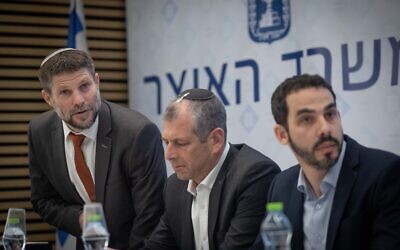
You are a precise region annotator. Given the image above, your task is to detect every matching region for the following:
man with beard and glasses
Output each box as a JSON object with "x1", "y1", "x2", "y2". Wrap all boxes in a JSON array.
[
  {"x1": 252, "y1": 74, "x2": 400, "y2": 250},
  {"x1": 28, "y1": 48, "x2": 166, "y2": 250}
]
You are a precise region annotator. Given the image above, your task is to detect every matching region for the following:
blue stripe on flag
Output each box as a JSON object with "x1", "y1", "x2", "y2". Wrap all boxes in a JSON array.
[
  {"x1": 57, "y1": 229, "x2": 69, "y2": 246},
  {"x1": 67, "y1": 0, "x2": 84, "y2": 48}
]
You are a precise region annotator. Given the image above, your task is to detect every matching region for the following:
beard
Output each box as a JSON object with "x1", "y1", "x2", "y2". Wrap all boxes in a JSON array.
[
  {"x1": 56, "y1": 89, "x2": 102, "y2": 131},
  {"x1": 289, "y1": 134, "x2": 342, "y2": 171}
]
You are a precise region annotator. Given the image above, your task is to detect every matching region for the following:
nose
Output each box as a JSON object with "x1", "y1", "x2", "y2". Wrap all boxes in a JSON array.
[
  {"x1": 318, "y1": 116, "x2": 332, "y2": 137},
  {"x1": 165, "y1": 144, "x2": 176, "y2": 162},
  {"x1": 72, "y1": 91, "x2": 85, "y2": 106}
]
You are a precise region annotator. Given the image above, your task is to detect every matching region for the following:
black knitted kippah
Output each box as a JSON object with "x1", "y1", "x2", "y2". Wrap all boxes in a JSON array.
[{"x1": 176, "y1": 88, "x2": 214, "y2": 102}]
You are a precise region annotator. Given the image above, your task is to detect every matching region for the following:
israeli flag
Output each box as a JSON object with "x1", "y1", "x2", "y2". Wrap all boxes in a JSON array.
[{"x1": 67, "y1": 0, "x2": 88, "y2": 51}]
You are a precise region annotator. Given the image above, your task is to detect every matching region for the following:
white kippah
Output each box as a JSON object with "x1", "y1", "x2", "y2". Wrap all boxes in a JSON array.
[{"x1": 40, "y1": 48, "x2": 77, "y2": 67}]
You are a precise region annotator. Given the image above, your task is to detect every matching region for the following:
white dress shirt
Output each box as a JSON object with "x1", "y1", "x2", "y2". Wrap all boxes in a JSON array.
[
  {"x1": 62, "y1": 116, "x2": 98, "y2": 203},
  {"x1": 187, "y1": 143, "x2": 230, "y2": 250}
]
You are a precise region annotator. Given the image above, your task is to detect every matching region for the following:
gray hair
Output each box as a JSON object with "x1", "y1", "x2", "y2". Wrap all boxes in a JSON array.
[{"x1": 164, "y1": 92, "x2": 227, "y2": 143}]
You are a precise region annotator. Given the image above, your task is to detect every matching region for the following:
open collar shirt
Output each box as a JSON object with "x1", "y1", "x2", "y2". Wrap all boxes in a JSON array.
[
  {"x1": 297, "y1": 141, "x2": 346, "y2": 250},
  {"x1": 187, "y1": 143, "x2": 230, "y2": 250}
]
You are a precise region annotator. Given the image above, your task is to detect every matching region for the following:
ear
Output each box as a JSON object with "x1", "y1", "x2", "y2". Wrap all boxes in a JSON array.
[
  {"x1": 273, "y1": 124, "x2": 289, "y2": 145},
  {"x1": 209, "y1": 128, "x2": 225, "y2": 152},
  {"x1": 41, "y1": 89, "x2": 53, "y2": 107},
  {"x1": 94, "y1": 73, "x2": 100, "y2": 88}
]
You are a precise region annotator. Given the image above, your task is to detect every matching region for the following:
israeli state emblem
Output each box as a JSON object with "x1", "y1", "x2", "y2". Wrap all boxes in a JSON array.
[{"x1": 248, "y1": 0, "x2": 290, "y2": 44}]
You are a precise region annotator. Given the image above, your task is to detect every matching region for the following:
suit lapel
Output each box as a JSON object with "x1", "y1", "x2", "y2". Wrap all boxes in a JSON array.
[
  {"x1": 208, "y1": 146, "x2": 236, "y2": 250},
  {"x1": 326, "y1": 137, "x2": 358, "y2": 250},
  {"x1": 286, "y1": 168, "x2": 304, "y2": 250},
  {"x1": 51, "y1": 117, "x2": 83, "y2": 202},
  {"x1": 94, "y1": 101, "x2": 112, "y2": 204},
  {"x1": 290, "y1": 194, "x2": 304, "y2": 250},
  {"x1": 182, "y1": 189, "x2": 196, "y2": 249}
]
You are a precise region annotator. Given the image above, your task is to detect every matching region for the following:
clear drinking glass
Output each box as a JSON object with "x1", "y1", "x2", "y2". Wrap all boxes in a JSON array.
[
  {"x1": 81, "y1": 203, "x2": 109, "y2": 250},
  {"x1": 2, "y1": 208, "x2": 26, "y2": 250}
]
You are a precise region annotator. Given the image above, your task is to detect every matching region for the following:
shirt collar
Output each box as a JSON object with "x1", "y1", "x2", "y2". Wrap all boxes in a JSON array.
[
  {"x1": 187, "y1": 142, "x2": 230, "y2": 196},
  {"x1": 62, "y1": 115, "x2": 99, "y2": 141},
  {"x1": 297, "y1": 140, "x2": 347, "y2": 196}
]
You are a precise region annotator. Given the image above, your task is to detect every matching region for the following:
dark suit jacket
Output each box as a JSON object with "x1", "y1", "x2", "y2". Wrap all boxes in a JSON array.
[
  {"x1": 144, "y1": 143, "x2": 280, "y2": 250},
  {"x1": 28, "y1": 100, "x2": 167, "y2": 250},
  {"x1": 253, "y1": 135, "x2": 400, "y2": 250}
]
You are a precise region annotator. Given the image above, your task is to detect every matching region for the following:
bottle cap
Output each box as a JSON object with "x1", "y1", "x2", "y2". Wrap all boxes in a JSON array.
[{"x1": 266, "y1": 202, "x2": 283, "y2": 212}]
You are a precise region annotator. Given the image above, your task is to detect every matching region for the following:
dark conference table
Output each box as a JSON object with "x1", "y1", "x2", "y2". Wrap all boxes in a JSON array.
[{"x1": 0, "y1": 242, "x2": 51, "y2": 250}]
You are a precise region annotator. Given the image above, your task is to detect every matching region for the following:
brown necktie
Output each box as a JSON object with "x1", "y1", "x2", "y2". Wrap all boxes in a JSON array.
[{"x1": 69, "y1": 133, "x2": 95, "y2": 201}]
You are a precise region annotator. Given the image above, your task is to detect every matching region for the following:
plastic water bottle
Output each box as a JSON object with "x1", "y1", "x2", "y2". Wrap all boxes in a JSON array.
[
  {"x1": 81, "y1": 203, "x2": 109, "y2": 250},
  {"x1": 260, "y1": 202, "x2": 292, "y2": 250},
  {"x1": 82, "y1": 221, "x2": 109, "y2": 250},
  {"x1": 2, "y1": 227, "x2": 26, "y2": 250}
]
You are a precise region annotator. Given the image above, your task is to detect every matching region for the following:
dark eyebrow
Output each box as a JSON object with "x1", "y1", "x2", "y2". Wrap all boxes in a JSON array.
[
  {"x1": 296, "y1": 102, "x2": 337, "y2": 116},
  {"x1": 324, "y1": 102, "x2": 337, "y2": 111},
  {"x1": 296, "y1": 108, "x2": 314, "y2": 117}
]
